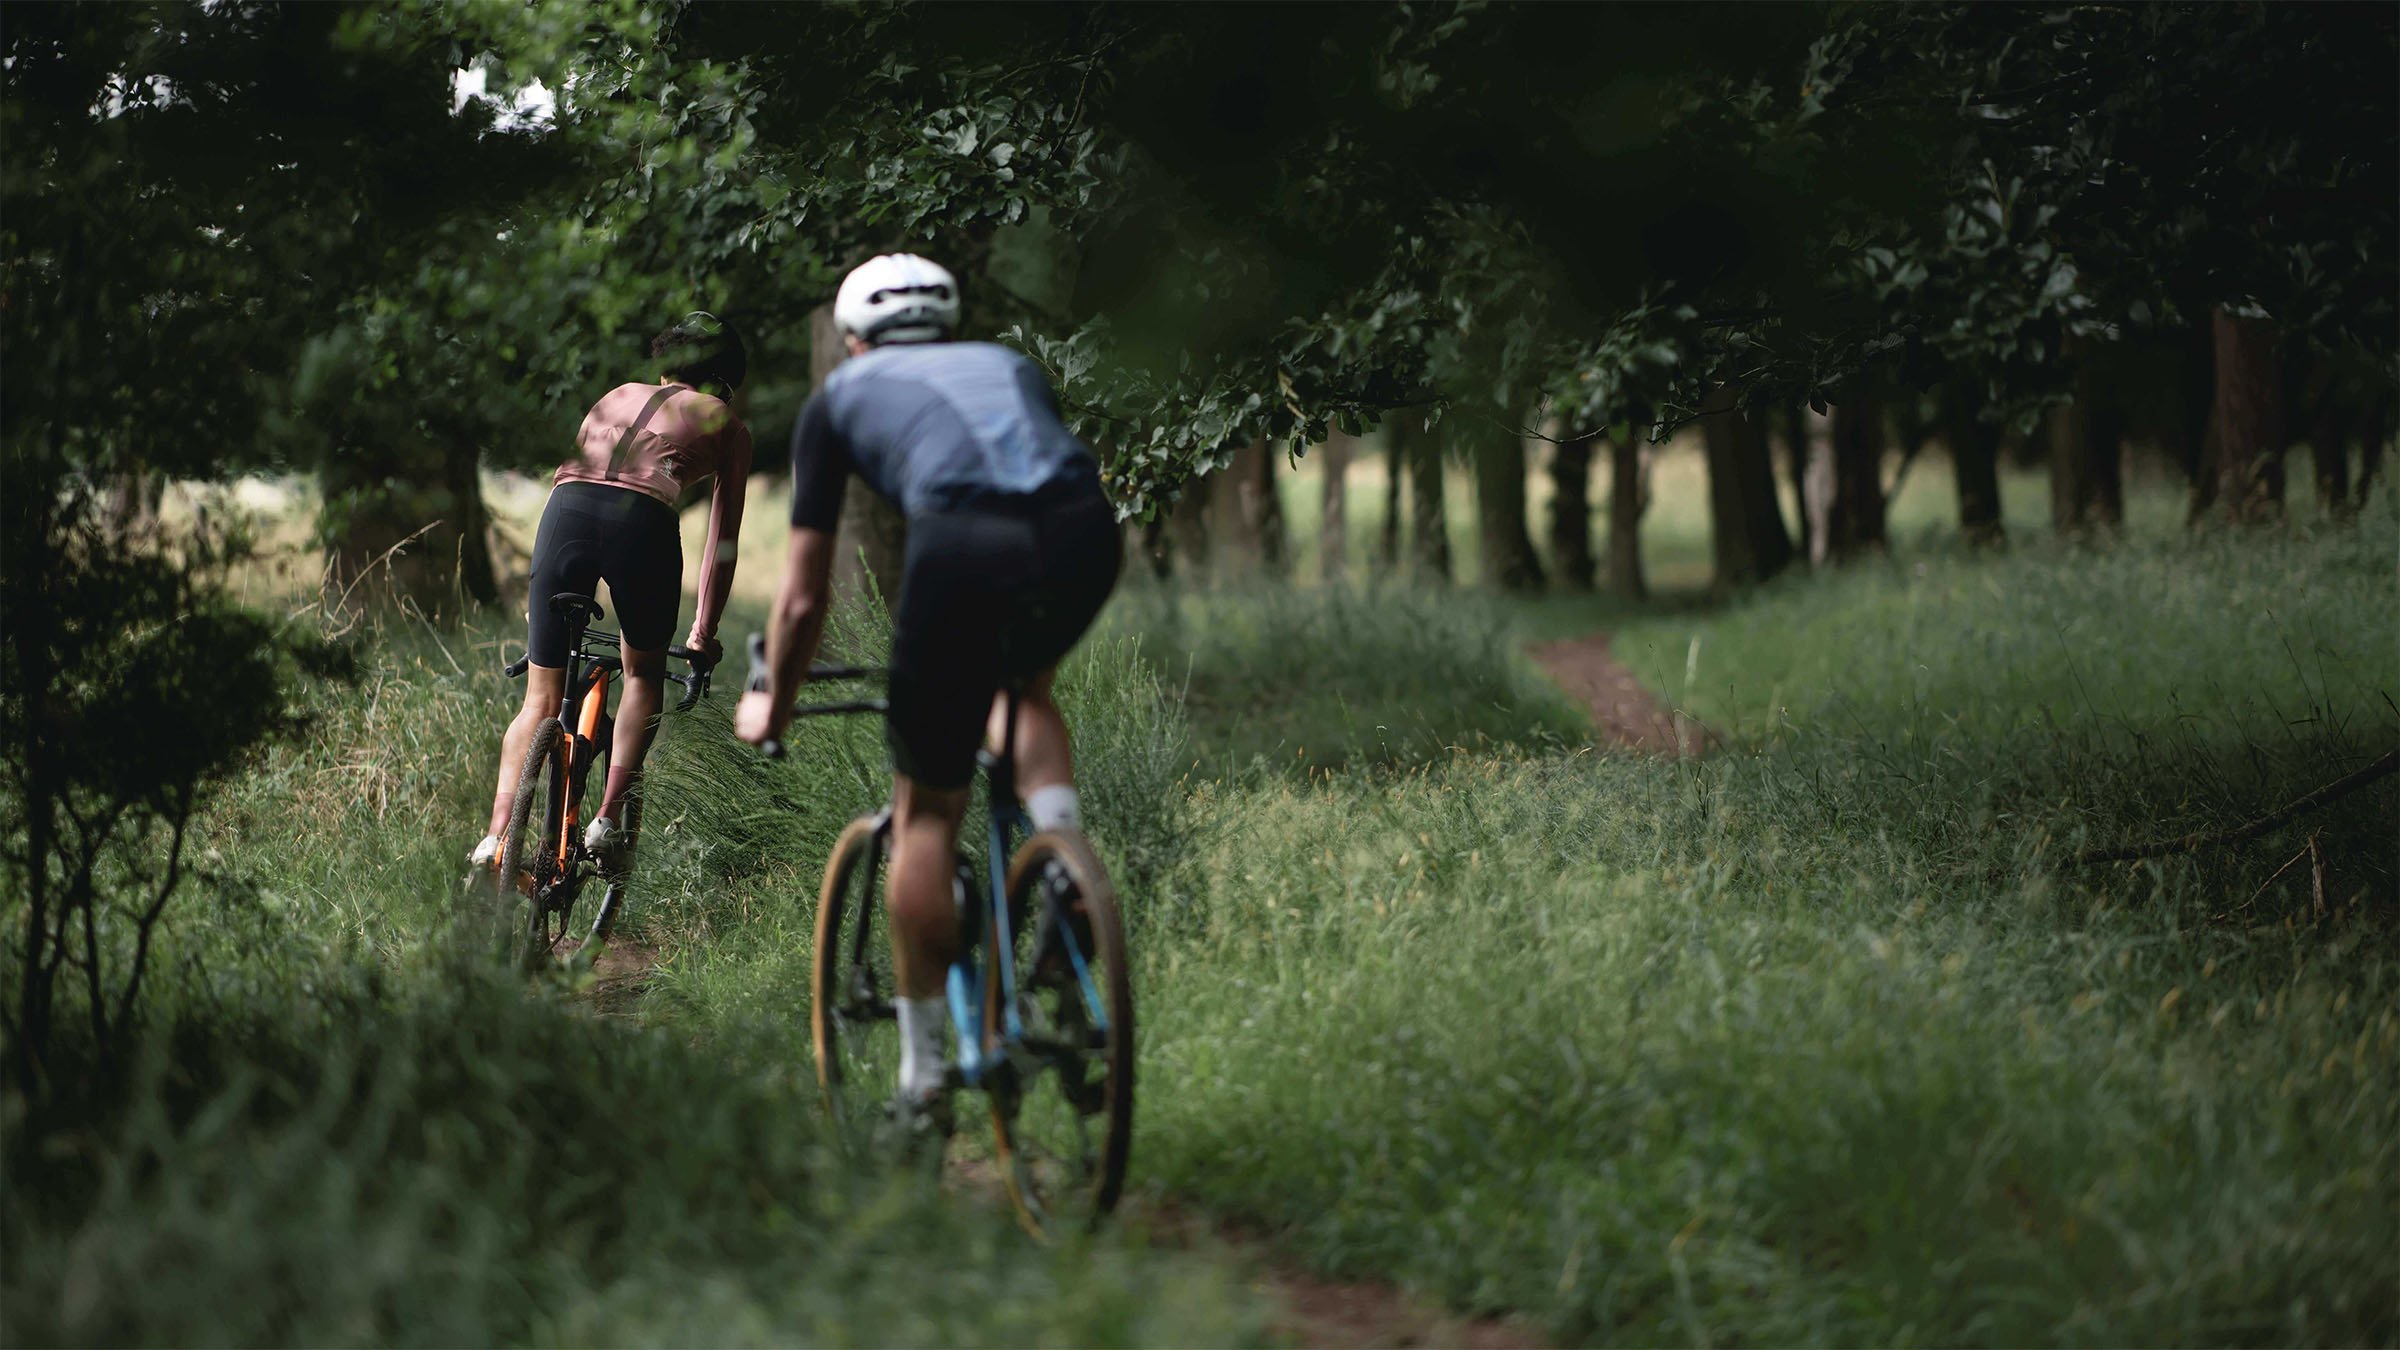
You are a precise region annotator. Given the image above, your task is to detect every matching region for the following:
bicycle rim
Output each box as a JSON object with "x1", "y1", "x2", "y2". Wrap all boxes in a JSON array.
[
  {"x1": 495, "y1": 720, "x2": 567, "y2": 972},
  {"x1": 985, "y1": 829, "x2": 1134, "y2": 1238},
  {"x1": 812, "y1": 814, "x2": 897, "y2": 1138}
]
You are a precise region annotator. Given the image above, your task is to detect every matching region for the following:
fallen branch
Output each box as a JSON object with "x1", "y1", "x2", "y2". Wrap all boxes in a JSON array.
[{"x1": 2072, "y1": 748, "x2": 2398, "y2": 865}]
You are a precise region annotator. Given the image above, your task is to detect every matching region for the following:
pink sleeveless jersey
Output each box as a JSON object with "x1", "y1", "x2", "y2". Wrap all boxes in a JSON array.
[
  {"x1": 556, "y1": 382, "x2": 752, "y2": 507},
  {"x1": 553, "y1": 382, "x2": 753, "y2": 642}
]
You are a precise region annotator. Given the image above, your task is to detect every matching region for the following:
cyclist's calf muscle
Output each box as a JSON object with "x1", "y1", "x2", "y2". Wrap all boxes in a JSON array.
[{"x1": 490, "y1": 663, "x2": 568, "y2": 839}]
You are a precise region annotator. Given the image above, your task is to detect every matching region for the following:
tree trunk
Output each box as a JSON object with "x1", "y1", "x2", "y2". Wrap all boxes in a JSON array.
[
  {"x1": 1380, "y1": 424, "x2": 1404, "y2": 573},
  {"x1": 1138, "y1": 514, "x2": 1172, "y2": 580},
  {"x1": 1251, "y1": 439, "x2": 1288, "y2": 574},
  {"x1": 1700, "y1": 386, "x2": 1795, "y2": 586},
  {"x1": 2357, "y1": 391, "x2": 2390, "y2": 509},
  {"x1": 100, "y1": 465, "x2": 162, "y2": 542},
  {"x1": 2303, "y1": 363, "x2": 2354, "y2": 520},
  {"x1": 1469, "y1": 418, "x2": 1545, "y2": 592},
  {"x1": 2169, "y1": 319, "x2": 2217, "y2": 521},
  {"x1": 1210, "y1": 438, "x2": 1279, "y2": 576},
  {"x1": 1780, "y1": 405, "x2": 1813, "y2": 563},
  {"x1": 1888, "y1": 391, "x2": 1931, "y2": 513},
  {"x1": 1549, "y1": 432, "x2": 1596, "y2": 593},
  {"x1": 1404, "y1": 417, "x2": 1451, "y2": 583},
  {"x1": 1320, "y1": 428, "x2": 1353, "y2": 583},
  {"x1": 1823, "y1": 398, "x2": 1888, "y2": 560},
  {"x1": 1168, "y1": 477, "x2": 1212, "y2": 578},
  {"x1": 2209, "y1": 306, "x2": 2285, "y2": 525},
  {"x1": 1606, "y1": 433, "x2": 1648, "y2": 600},
  {"x1": 2051, "y1": 356, "x2": 2126, "y2": 535},
  {"x1": 1800, "y1": 407, "x2": 1836, "y2": 565},
  {"x1": 815, "y1": 304, "x2": 906, "y2": 602},
  {"x1": 1950, "y1": 418, "x2": 2006, "y2": 547},
  {"x1": 320, "y1": 438, "x2": 498, "y2": 616},
  {"x1": 447, "y1": 436, "x2": 500, "y2": 605},
  {"x1": 2012, "y1": 409, "x2": 2051, "y2": 471}
]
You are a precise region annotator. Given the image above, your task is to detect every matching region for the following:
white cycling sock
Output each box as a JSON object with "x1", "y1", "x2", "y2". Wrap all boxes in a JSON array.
[
  {"x1": 895, "y1": 996, "x2": 948, "y2": 1100},
  {"x1": 1026, "y1": 784, "x2": 1082, "y2": 833}
]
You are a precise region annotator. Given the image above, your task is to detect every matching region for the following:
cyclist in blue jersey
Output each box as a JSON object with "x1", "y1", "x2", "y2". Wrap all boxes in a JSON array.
[{"x1": 734, "y1": 254, "x2": 1121, "y2": 1134}]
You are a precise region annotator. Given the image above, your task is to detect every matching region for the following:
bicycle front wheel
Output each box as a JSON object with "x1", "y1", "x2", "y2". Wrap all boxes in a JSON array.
[
  {"x1": 495, "y1": 718, "x2": 568, "y2": 972},
  {"x1": 985, "y1": 828, "x2": 1134, "y2": 1237},
  {"x1": 812, "y1": 813, "x2": 898, "y2": 1134}
]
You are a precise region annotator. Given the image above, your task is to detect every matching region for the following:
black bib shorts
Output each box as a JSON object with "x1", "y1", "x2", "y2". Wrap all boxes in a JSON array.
[
  {"x1": 886, "y1": 482, "x2": 1122, "y2": 789},
  {"x1": 525, "y1": 482, "x2": 682, "y2": 665}
]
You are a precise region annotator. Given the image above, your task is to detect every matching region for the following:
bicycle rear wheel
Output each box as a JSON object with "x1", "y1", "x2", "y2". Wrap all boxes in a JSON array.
[
  {"x1": 984, "y1": 828, "x2": 1134, "y2": 1237},
  {"x1": 495, "y1": 718, "x2": 568, "y2": 971},
  {"x1": 812, "y1": 813, "x2": 898, "y2": 1135}
]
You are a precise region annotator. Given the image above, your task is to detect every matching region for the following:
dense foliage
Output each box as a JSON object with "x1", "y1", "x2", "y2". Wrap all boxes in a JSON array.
[{"x1": 10, "y1": 3, "x2": 2388, "y2": 520}]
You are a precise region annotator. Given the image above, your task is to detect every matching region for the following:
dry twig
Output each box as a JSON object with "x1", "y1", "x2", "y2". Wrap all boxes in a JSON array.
[{"x1": 2072, "y1": 748, "x2": 2397, "y2": 865}]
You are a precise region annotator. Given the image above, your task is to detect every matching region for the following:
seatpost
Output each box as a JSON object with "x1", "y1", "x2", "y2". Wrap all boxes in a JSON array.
[{"x1": 991, "y1": 685, "x2": 1021, "y2": 807}]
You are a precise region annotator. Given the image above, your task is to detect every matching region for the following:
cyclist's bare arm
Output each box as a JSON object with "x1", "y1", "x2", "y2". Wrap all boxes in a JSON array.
[
  {"x1": 688, "y1": 422, "x2": 754, "y2": 659},
  {"x1": 733, "y1": 525, "x2": 833, "y2": 746}
]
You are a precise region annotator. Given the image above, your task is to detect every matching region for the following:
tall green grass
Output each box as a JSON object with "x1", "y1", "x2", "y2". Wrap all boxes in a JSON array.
[
  {"x1": 1128, "y1": 512, "x2": 2397, "y2": 1343},
  {"x1": 1106, "y1": 581, "x2": 1586, "y2": 776},
  {"x1": 10, "y1": 491, "x2": 2392, "y2": 1345},
  {"x1": 1, "y1": 598, "x2": 1254, "y2": 1346}
]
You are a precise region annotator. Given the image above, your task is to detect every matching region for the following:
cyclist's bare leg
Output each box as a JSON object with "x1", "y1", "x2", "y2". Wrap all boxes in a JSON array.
[
  {"x1": 989, "y1": 668, "x2": 1073, "y2": 796},
  {"x1": 886, "y1": 773, "x2": 967, "y2": 998},
  {"x1": 490, "y1": 664, "x2": 567, "y2": 837},
  {"x1": 990, "y1": 668, "x2": 1082, "y2": 831},
  {"x1": 596, "y1": 643, "x2": 666, "y2": 829}
]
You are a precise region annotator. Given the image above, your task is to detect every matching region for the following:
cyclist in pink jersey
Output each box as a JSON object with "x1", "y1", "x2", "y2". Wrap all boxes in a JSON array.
[{"x1": 471, "y1": 313, "x2": 754, "y2": 873}]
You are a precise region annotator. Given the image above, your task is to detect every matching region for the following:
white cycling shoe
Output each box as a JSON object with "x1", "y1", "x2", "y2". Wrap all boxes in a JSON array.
[
  {"x1": 584, "y1": 815, "x2": 629, "y2": 873},
  {"x1": 468, "y1": 834, "x2": 502, "y2": 868}
]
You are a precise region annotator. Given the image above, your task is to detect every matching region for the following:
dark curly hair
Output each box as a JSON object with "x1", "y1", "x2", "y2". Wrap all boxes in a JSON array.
[{"x1": 650, "y1": 311, "x2": 747, "y2": 398}]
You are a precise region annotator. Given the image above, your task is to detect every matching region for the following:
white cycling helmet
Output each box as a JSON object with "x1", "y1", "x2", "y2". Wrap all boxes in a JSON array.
[{"x1": 833, "y1": 253, "x2": 960, "y2": 345}]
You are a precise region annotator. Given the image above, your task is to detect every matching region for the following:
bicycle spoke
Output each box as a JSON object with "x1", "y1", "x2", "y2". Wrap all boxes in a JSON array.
[{"x1": 985, "y1": 831, "x2": 1133, "y2": 1237}]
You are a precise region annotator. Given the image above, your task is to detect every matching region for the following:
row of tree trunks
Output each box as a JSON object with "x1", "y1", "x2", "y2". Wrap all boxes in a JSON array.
[
  {"x1": 1700, "y1": 386, "x2": 1795, "y2": 586},
  {"x1": 2209, "y1": 307, "x2": 2288, "y2": 525},
  {"x1": 1607, "y1": 434, "x2": 1648, "y2": 600},
  {"x1": 1824, "y1": 398, "x2": 1888, "y2": 561},
  {"x1": 1319, "y1": 428, "x2": 1353, "y2": 583},
  {"x1": 1539, "y1": 428, "x2": 1647, "y2": 598},
  {"x1": 1467, "y1": 419, "x2": 1546, "y2": 592},
  {"x1": 320, "y1": 435, "x2": 501, "y2": 615},
  {"x1": 1779, "y1": 407, "x2": 1813, "y2": 562},
  {"x1": 1205, "y1": 437, "x2": 1288, "y2": 576},
  {"x1": 1548, "y1": 434, "x2": 1596, "y2": 592},
  {"x1": 2050, "y1": 351, "x2": 2126, "y2": 534},
  {"x1": 1401, "y1": 417, "x2": 1452, "y2": 582},
  {"x1": 1950, "y1": 416, "x2": 2006, "y2": 547}
]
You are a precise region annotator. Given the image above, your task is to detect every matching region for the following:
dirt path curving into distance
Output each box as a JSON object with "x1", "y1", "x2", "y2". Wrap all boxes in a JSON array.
[
  {"x1": 1528, "y1": 631, "x2": 1714, "y2": 756},
  {"x1": 1125, "y1": 1201, "x2": 1547, "y2": 1348}
]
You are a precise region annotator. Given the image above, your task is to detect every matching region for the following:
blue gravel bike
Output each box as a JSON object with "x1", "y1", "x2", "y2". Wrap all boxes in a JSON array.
[{"x1": 748, "y1": 635, "x2": 1134, "y2": 1237}]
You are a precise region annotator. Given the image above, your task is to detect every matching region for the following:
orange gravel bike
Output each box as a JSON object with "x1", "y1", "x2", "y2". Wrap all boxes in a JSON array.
[{"x1": 492, "y1": 592, "x2": 713, "y2": 970}]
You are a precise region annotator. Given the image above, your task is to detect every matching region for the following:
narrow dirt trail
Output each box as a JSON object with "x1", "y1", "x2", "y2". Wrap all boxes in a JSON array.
[
  {"x1": 1528, "y1": 631, "x2": 1713, "y2": 756},
  {"x1": 1126, "y1": 1202, "x2": 1547, "y2": 1348},
  {"x1": 575, "y1": 943, "x2": 1543, "y2": 1346}
]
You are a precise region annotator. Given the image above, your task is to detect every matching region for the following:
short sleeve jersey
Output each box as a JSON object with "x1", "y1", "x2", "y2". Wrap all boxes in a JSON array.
[{"x1": 788, "y1": 341, "x2": 1098, "y2": 530}]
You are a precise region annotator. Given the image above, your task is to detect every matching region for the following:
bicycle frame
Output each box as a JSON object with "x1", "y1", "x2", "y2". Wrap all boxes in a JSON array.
[
  {"x1": 781, "y1": 668, "x2": 1111, "y2": 1091},
  {"x1": 514, "y1": 631, "x2": 620, "y2": 894},
  {"x1": 504, "y1": 593, "x2": 709, "y2": 899}
]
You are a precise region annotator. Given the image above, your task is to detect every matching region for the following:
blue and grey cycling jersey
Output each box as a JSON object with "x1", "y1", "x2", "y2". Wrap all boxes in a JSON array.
[{"x1": 788, "y1": 341, "x2": 1099, "y2": 530}]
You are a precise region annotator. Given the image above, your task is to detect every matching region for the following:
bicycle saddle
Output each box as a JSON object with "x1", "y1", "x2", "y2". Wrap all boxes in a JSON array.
[{"x1": 547, "y1": 593, "x2": 605, "y2": 625}]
